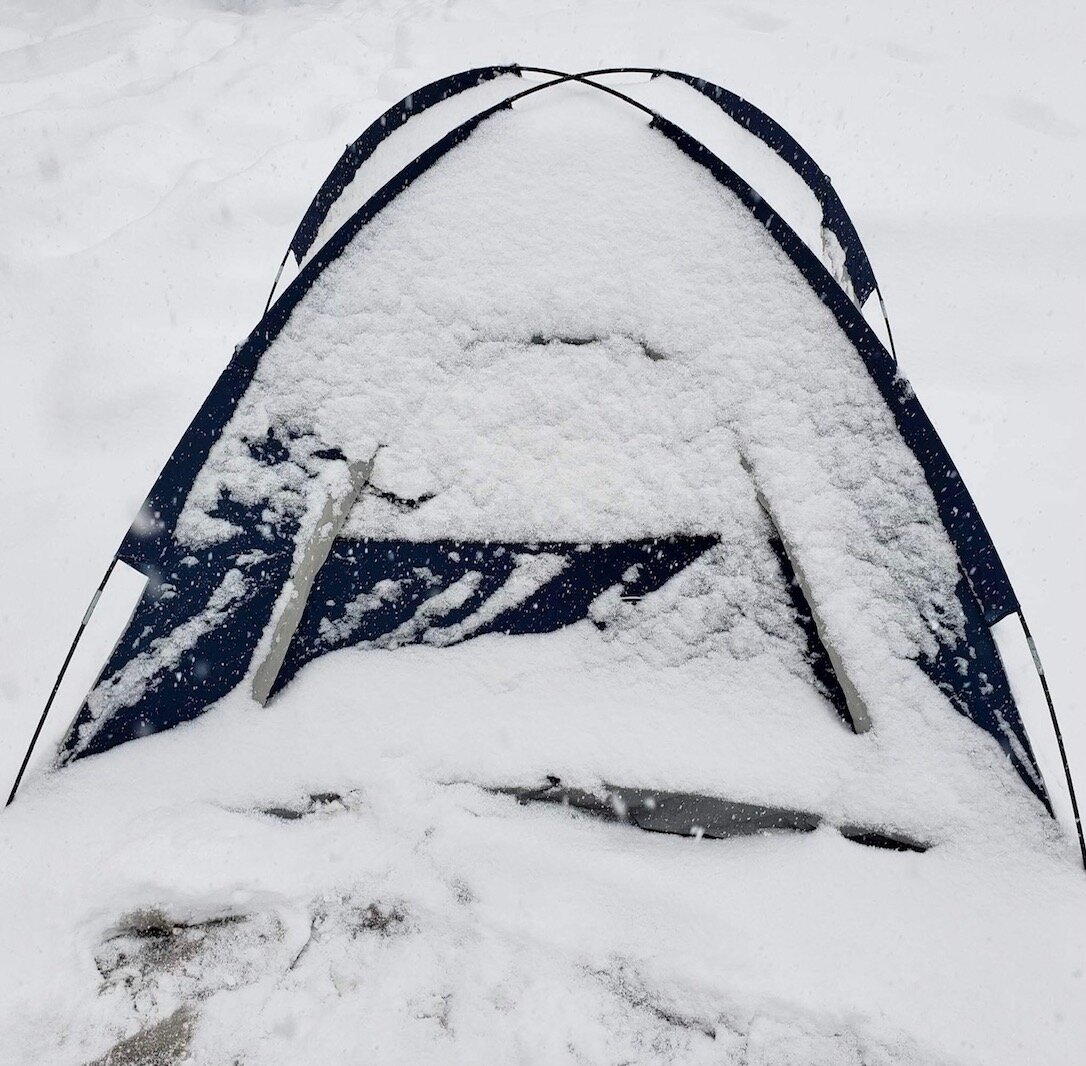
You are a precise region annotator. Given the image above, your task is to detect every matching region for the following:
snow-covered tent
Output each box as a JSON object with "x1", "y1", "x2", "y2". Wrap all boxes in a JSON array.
[{"x1": 45, "y1": 67, "x2": 1058, "y2": 841}]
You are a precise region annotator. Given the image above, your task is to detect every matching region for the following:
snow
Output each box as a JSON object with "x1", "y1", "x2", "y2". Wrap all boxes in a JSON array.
[
  {"x1": 293, "y1": 68, "x2": 851, "y2": 297},
  {"x1": 295, "y1": 69, "x2": 525, "y2": 272},
  {"x1": 0, "y1": 704, "x2": 1082, "y2": 1064},
  {"x1": 0, "y1": 1, "x2": 1083, "y2": 1064},
  {"x1": 178, "y1": 94, "x2": 965, "y2": 674}
]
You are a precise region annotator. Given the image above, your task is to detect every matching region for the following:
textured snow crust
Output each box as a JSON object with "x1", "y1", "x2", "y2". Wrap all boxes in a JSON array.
[
  {"x1": 1, "y1": 3, "x2": 1084, "y2": 1066},
  {"x1": 0, "y1": 696, "x2": 1080, "y2": 1066},
  {"x1": 183, "y1": 91, "x2": 964, "y2": 661},
  {"x1": 296, "y1": 70, "x2": 840, "y2": 296}
]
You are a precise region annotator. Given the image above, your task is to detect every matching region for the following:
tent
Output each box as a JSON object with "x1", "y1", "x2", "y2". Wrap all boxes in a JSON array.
[{"x1": 23, "y1": 67, "x2": 1073, "y2": 846}]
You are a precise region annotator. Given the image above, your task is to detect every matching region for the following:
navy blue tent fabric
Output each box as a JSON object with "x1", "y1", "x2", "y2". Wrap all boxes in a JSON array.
[
  {"x1": 935, "y1": 578, "x2": 1043, "y2": 799},
  {"x1": 74, "y1": 524, "x2": 295, "y2": 760},
  {"x1": 75, "y1": 535, "x2": 718, "y2": 759},
  {"x1": 270, "y1": 536, "x2": 721, "y2": 696},
  {"x1": 269, "y1": 534, "x2": 851, "y2": 727},
  {"x1": 65, "y1": 68, "x2": 1043, "y2": 809}
]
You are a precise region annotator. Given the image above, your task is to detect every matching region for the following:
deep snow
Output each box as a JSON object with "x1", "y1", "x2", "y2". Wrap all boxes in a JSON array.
[{"x1": 1, "y1": 1, "x2": 1084, "y2": 1064}]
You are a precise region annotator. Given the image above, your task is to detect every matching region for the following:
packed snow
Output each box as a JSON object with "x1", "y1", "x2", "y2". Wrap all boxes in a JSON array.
[{"x1": 1, "y1": 2, "x2": 1084, "y2": 1065}]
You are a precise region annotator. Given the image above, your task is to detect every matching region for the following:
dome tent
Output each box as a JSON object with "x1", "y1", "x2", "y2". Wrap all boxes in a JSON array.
[{"x1": 30, "y1": 67, "x2": 1060, "y2": 843}]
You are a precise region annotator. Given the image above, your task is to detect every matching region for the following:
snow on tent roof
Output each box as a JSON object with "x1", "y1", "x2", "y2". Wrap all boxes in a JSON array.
[
  {"x1": 283, "y1": 67, "x2": 880, "y2": 308},
  {"x1": 51, "y1": 68, "x2": 1049, "y2": 841}
]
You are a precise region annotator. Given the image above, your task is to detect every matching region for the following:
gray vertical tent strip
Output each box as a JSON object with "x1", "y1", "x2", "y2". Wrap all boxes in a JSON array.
[
  {"x1": 251, "y1": 456, "x2": 376, "y2": 705},
  {"x1": 740, "y1": 456, "x2": 872, "y2": 734}
]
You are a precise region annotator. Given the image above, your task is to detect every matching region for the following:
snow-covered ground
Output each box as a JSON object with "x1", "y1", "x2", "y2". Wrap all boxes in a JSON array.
[{"x1": 1, "y1": 1, "x2": 1083, "y2": 1064}]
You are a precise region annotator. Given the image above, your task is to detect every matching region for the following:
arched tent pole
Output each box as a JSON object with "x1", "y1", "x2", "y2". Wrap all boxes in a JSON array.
[
  {"x1": 6, "y1": 557, "x2": 117, "y2": 805},
  {"x1": 1016, "y1": 606, "x2": 1086, "y2": 868},
  {"x1": 268, "y1": 64, "x2": 893, "y2": 343},
  {"x1": 873, "y1": 287, "x2": 899, "y2": 363},
  {"x1": 100, "y1": 75, "x2": 1011, "y2": 714},
  {"x1": 263, "y1": 248, "x2": 291, "y2": 318}
]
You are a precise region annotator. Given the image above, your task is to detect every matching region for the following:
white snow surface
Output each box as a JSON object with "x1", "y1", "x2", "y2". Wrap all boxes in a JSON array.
[
  {"x1": 182, "y1": 93, "x2": 964, "y2": 666},
  {"x1": 1, "y1": 2, "x2": 1084, "y2": 1065}
]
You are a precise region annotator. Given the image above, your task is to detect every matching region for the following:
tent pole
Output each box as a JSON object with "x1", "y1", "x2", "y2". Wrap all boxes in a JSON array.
[
  {"x1": 263, "y1": 249, "x2": 290, "y2": 317},
  {"x1": 875, "y1": 287, "x2": 898, "y2": 363},
  {"x1": 1016, "y1": 608, "x2": 1086, "y2": 870},
  {"x1": 6, "y1": 556, "x2": 117, "y2": 806}
]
